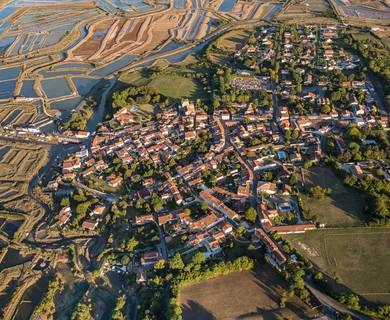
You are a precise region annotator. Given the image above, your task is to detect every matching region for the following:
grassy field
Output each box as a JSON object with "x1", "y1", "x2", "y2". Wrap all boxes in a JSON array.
[
  {"x1": 284, "y1": 228, "x2": 390, "y2": 304},
  {"x1": 301, "y1": 166, "x2": 367, "y2": 227},
  {"x1": 118, "y1": 57, "x2": 206, "y2": 100},
  {"x1": 217, "y1": 29, "x2": 251, "y2": 52},
  {"x1": 277, "y1": 0, "x2": 336, "y2": 22},
  {"x1": 209, "y1": 29, "x2": 251, "y2": 65},
  {"x1": 179, "y1": 264, "x2": 316, "y2": 320}
]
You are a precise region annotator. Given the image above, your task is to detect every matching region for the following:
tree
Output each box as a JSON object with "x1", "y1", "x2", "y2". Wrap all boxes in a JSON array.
[
  {"x1": 289, "y1": 173, "x2": 297, "y2": 186},
  {"x1": 245, "y1": 207, "x2": 257, "y2": 223},
  {"x1": 71, "y1": 303, "x2": 92, "y2": 320},
  {"x1": 309, "y1": 186, "x2": 331, "y2": 200},
  {"x1": 60, "y1": 197, "x2": 70, "y2": 207},
  {"x1": 126, "y1": 237, "x2": 139, "y2": 252},
  {"x1": 112, "y1": 295, "x2": 126, "y2": 320},
  {"x1": 169, "y1": 253, "x2": 184, "y2": 270},
  {"x1": 191, "y1": 251, "x2": 206, "y2": 265},
  {"x1": 236, "y1": 224, "x2": 245, "y2": 237},
  {"x1": 154, "y1": 259, "x2": 165, "y2": 270},
  {"x1": 321, "y1": 105, "x2": 331, "y2": 114}
]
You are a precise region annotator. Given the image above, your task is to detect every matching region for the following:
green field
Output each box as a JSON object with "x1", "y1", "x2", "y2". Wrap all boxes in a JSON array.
[
  {"x1": 302, "y1": 166, "x2": 367, "y2": 227},
  {"x1": 284, "y1": 228, "x2": 390, "y2": 304},
  {"x1": 118, "y1": 59, "x2": 206, "y2": 100}
]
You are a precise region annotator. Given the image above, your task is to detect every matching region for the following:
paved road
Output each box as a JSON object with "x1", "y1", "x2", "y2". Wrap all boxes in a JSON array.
[{"x1": 305, "y1": 280, "x2": 372, "y2": 320}]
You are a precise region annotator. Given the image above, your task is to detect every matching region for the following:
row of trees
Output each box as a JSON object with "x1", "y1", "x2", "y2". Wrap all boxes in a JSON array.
[
  {"x1": 343, "y1": 32, "x2": 390, "y2": 110},
  {"x1": 137, "y1": 253, "x2": 254, "y2": 320},
  {"x1": 32, "y1": 274, "x2": 64, "y2": 320}
]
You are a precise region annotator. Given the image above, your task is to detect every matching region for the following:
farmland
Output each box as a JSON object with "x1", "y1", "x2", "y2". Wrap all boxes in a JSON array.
[
  {"x1": 179, "y1": 264, "x2": 315, "y2": 319},
  {"x1": 284, "y1": 228, "x2": 390, "y2": 304},
  {"x1": 301, "y1": 166, "x2": 367, "y2": 227}
]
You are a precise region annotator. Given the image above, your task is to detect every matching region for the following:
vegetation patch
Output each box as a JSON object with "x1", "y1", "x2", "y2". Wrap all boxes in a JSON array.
[
  {"x1": 284, "y1": 227, "x2": 390, "y2": 304},
  {"x1": 301, "y1": 166, "x2": 367, "y2": 226}
]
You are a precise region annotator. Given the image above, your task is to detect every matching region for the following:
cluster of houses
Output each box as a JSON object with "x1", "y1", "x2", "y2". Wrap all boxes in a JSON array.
[
  {"x1": 134, "y1": 207, "x2": 234, "y2": 257},
  {"x1": 56, "y1": 204, "x2": 106, "y2": 231},
  {"x1": 47, "y1": 24, "x2": 389, "y2": 271}
]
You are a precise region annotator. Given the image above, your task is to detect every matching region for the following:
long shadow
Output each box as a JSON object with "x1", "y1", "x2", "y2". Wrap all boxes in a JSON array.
[
  {"x1": 181, "y1": 300, "x2": 216, "y2": 320},
  {"x1": 237, "y1": 307, "x2": 279, "y2": 320},
  {"x1": 305, "y1": 167, "x2": 369, "y2": 223}
]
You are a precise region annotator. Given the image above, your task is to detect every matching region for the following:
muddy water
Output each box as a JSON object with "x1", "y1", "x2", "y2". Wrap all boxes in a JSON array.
[{"x1": 86, "y1": 77, "x2": 116, "y2": 132}]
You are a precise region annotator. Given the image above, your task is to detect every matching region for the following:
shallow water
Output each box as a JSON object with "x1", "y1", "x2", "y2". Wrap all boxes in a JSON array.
[
  {"x1": 41, "y1": 77, "x2": 73, "y2": 99},
  {"x1": 0, "y1": 67, "x2": 20, "y2": 81},
  {"x1": 72, "y1": 77, "x2": 100, "y2": 96},
  {"x1": 20, "y1": 80, "x2": 38, "y2": 97}
]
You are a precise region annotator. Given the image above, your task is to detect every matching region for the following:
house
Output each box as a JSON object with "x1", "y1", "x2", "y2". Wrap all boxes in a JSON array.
[
  {"x1": 57, "y1": 211, "x2": 71, "y2": 226},
  {"x1": 106, "y1": 174, "x2": 123, "y2": 188},
  {"x1": 75, "y1": 131, "x2": 90, "y2": 139},
  {"x1": 257, "y1": 182, "x2": 278, "y2": 195},
  {"x1": 90, "y1": 206, "x2": 106, "y2": 217},
  {"x1": 184, "y1": 131, "x2": 196, "y2": 141},
  {"x1": 157, "y1": 213, "x2": 175, "y2": 225},
  {"x1": 135, "y1": 214, "x2": 154, "y2": 225},
  {"x1": 140, "y1": 251, "x2": 162, "y2": 266},
  {"x1": 63, "y1": 158, "x2": 81, "y2": 173},
  {"x1": 82, "y1": 219, "x2": 98, "y2": 230}
]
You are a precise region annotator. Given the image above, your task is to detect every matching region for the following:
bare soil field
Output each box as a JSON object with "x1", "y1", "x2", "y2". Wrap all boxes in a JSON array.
[{"x1": 179, "y1": 264, "x2": 315, "y2": 320}]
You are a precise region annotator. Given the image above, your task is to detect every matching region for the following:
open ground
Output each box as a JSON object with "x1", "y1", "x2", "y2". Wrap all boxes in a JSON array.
[
  {"x1": 284, "y1": 228, "x2": 390, "y2": 304},
  {"x1": 179, "y1": 264, "x2": 315, "y2": 320},
  {"x1": 301, "y1": 166, "x2": 367, "y2": 227},
  {"x1": 118, "y1": 56, "x2": 207, "y2": 100}
]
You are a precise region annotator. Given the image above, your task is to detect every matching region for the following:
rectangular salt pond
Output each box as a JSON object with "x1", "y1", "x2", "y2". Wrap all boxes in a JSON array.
[
  {"x1": 41, "y1": 78, "x2": 72, "y2": 99},
  {"x1": 72, "y1": 77, "x2": 100, "y2": 96},
  {"x1": 50, "y1": 97, "x2": 82, "y2": 111},
  {"x1": 39, "y1": 70, "x2": 86, "y2": 77},
  {"x1": 20, "y1": 80, "x2": 38, "y2": 97},
  {"x1": 0, "y1": 80, "x2": 16, "y2": 99},
  {"x1": 55, "y1": 62, "x2": 94, "y2": 70},
  {"x1": 91, "y1": 55, "x2": 136, "y2": 77},
  {"x1": 218, "y1": 0, "x2": 236, "y2": 12},
  {"x1": 0, "y1": 7, "x2": 17, "y2": 20}
]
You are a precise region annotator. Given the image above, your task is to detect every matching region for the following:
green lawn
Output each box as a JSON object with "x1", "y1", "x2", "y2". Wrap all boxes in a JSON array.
[
  {"x1": 284, "y1": 228, "x2": 390, "y2": 304},
  {"x1": 302, "y1": 166, "x2": 367, "y2": 227}
]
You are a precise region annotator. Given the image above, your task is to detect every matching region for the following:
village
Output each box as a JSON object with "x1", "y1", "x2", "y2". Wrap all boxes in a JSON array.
[{"x1": 39, "y1": 25, "x2": 389, "y2": 278}]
